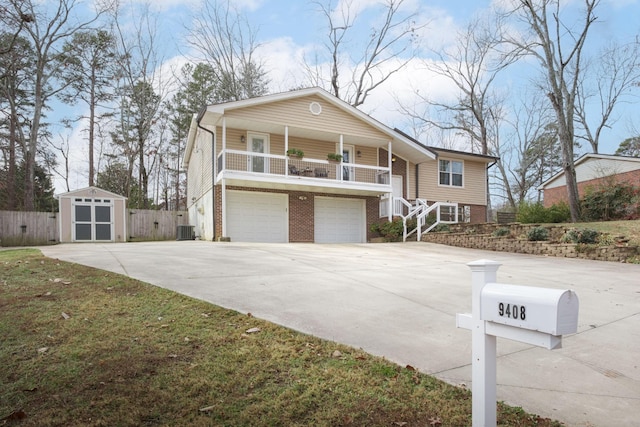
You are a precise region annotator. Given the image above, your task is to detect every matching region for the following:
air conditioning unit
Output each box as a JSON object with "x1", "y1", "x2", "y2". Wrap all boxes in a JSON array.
[{"x1": 176, "y1": 225, "x2": 195, "y2": 241}]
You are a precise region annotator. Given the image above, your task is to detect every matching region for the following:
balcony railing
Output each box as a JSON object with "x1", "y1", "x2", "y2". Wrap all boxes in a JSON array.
[{"x1": 216, "y1": 149, "x2": 391, "y2": 187}]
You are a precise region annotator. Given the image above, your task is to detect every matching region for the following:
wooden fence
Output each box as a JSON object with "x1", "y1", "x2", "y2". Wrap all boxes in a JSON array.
[
  {"x1": 127, "y1": 210, "x2": 190, "y2": 241},
  {"x1": 0, "y1": 211, "x2": 59, "y2": 247},
  {"x1": 1, "y1": 210, "x2": 190, "y2": 247}
]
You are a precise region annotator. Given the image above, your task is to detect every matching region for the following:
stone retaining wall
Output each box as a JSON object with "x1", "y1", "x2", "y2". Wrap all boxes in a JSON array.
[{"x1": 422, "y1": 223, "x2": 639, "y2": 262}]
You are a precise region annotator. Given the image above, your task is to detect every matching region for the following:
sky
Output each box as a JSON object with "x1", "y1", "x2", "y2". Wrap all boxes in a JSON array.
[{"x1": 54, "y1": 0, "x2": 640, "y2": 192}]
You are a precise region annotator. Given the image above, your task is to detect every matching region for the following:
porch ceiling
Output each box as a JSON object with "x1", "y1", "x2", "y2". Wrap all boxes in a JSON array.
[
  {"x1": 222, "y1": 175, "x2": 389, "y2": 197},
  {"x1": 200, "y1": 112, "x2": 435, "y2": 163}
]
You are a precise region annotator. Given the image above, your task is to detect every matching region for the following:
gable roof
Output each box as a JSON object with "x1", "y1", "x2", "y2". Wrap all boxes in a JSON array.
[
  {"x1": 393, "y1": 128, "x2": 499, "y2": 163},
  {"x1": 538, "y1": 153, "x2": 640, "y2": 190},
  {"x1": 188, "y1": 87, "x2": 436, "y2": 164},
  {"x1": 56, "y1": 186, "x2": 127, "y2": 200}
]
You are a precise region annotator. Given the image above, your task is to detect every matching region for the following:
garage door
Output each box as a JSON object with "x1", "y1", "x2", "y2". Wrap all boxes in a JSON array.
[
  {"x1": 314, "y1": 197, "x2": 365, "y2": 243},
  {"x1": 227, "y1": 191, "x2": 288, "y2": 242}
]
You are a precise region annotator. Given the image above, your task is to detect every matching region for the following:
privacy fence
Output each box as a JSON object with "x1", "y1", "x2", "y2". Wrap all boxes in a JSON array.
[{"x1": 0, "y1": 210, "x2": 189, "y2": 247}]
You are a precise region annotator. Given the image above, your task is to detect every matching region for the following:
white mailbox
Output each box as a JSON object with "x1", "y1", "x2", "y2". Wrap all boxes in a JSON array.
[
  {"x1": 480, "y1": 283, "x2": 579, "y2": 336},
  {"x1": 457, "y1": 260, "x2": 581, "y2": 427}
]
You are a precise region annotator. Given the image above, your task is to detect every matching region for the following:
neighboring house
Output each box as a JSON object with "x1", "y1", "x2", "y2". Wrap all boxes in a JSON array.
[
  {"x1": 57, "y1": 186, "x2": 128, "y2": 243},
  {"x1": 184, "y1": 87, "x2": 497, "y2": 243},
  {"x1": 538, "y1": 153, "x2": 640, "y2": 207}
]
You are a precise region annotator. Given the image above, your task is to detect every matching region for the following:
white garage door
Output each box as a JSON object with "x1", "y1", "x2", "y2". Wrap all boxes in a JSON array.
[
  {"x1": 314, "y1": 197, "x2": 365, "y2": 243},
  {"x1": 227, "y1": 191, "x2": 288, "y2": 242}
]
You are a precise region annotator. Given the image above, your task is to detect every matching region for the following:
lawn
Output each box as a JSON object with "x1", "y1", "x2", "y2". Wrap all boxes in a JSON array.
[
  {"x1": 0, "y1": 249, "x2": 563, "y2": 427},
  {"x1": 572, "y1": 219, "x2": 640, "y2": 246}
]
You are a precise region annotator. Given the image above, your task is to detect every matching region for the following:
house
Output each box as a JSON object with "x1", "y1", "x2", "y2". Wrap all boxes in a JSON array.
[
  {"x1": 184, "y1": 87, "x2": 497, "y2": 243},
  {"x1": 57, "y1": 186, "x2": 128, "y2": 243},
  {"x1": 538, "y1": 153, "x2": 640, "y2": 207}
]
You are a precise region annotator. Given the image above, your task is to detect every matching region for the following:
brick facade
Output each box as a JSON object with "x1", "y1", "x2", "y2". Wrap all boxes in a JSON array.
[
  {"x1": 213, "y1": 185, "x2": 379, "y2": 242},
  {"x1": 544, "y1": 169, "x2": 640, "y2": 207}
]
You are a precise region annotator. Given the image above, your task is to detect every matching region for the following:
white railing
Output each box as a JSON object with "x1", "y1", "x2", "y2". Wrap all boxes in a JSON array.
[
  {"x1": 379, "y1": 197, "x2": 459, "y2": 242},
  {"x1": 216, "y1": 149, "x2": 390, "y2": 186}
]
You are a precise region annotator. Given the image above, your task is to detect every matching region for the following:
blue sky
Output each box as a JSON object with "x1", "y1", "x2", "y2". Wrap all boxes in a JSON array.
[{"x1": 56, "y1": 0, "x2": 640, "y2": 191}]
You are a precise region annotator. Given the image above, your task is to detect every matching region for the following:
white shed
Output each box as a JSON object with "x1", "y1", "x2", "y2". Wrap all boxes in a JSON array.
[{"x1": 56, "y1": 187, "x2": 127, "y2": 243}]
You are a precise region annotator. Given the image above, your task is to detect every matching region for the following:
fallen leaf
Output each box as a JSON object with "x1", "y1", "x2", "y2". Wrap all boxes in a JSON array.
[
  {"x1": 199, "y1": 405, "x2": 215, "y2": 412},
  {"x1": 247, "y1": 312, "x2": 253, "y2": 317},
  {"x1": 184, "y1": 337, "x2": 190, "y2": 342},
  {"x1": 428, "y1": 416, "x2": 442, "y2": 426},
  {"x1": 201, "y1": 313, "x2": 210, "y2": 317},
  {"x1": 37, "y1": 347, "x2": 48, "y2": 353},
  {"x1": 168, "y1": 354, "x2": 178, "y2": 358},
  {"x1": 61, "y1": 312, "x2": 71, "y2": 320},
  {"x1": 62, "y1": 281, "x2": 71, "y2": 285},
  {"x1": 245, "y1": 327, "x2": 261, "y2": 334},
  {"x1": 393, "y1": 422, "x2": 407, "y2": 426},
  {"x1": 23, "y1": 387, "x2": 37, "y2": 392},
  {"x1": 332, "y1": 350, "x2": 342, "y2": 358},
  {"x1": 406, "y1": 365, "x2": 416, "y2": 371}
]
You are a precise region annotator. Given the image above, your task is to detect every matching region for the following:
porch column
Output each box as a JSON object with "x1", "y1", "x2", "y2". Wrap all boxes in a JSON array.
[
  {"x1": 284, "y1": 125, "x2": 289, "y2": 176},
  {"x1": 388, "y1": 141, "x2": 393, "y2": 221},
  {"x1": 221, "y1": 118, "x2": 227, "y2": 238},
  {"x1": 339, "y1": 134, "x2": 344, "y2": 181}
]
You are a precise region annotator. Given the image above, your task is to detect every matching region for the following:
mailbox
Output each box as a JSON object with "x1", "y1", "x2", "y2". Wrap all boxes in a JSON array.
[{"x1": 480, "y1": 283, "x2": 579, "y2": 336}]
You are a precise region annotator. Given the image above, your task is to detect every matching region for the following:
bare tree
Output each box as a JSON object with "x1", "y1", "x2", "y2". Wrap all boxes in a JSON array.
[
  {"x1": 403, "y1": 14, "x2": 516, "y2": 156},
  {"x1": 111, "y1": 3, "x2": 169, "y2": 208},
  {"x1": 500, "y1": 0, "x2": 600, "y2": 222},
  {"x1": 306, "y1": 0, "x2": 421, "y2": 107},
  {"x1": 186, "y1": 0, "x2": 269, "y2": 102},
  {"x1": 575, "y1": 39, "x2": 640, "y2": 153},
  {"x1": 496, "y1": 93, "x2": 561, "y2": 208},
  {"x1": 399, "y1": 14, "x2": 516, "y2": 221},
  {"x1": 2, "y1": 0, "x2": 110, "y2": 210}
]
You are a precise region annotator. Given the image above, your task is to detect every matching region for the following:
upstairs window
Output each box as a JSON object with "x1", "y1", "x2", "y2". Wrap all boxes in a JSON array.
[{"x1": 439, "y1": 159, "x2": 463, "y2": 187}]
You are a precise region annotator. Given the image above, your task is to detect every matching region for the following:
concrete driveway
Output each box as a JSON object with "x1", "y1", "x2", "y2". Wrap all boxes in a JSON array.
[{"x1": 40, "y1": 241, "x2": 639, "y2": 427}]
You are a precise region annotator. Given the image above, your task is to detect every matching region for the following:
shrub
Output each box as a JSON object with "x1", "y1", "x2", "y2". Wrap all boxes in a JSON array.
[
  {"x1": 517, "y1": 201, "x2": 570, "y2": 224},
  {"x1": 371, "y1": 218, "x2": 410, "y2": 242},
  {"x1": 562, "y1": 228, "x2": 600, "y2": 244},
  {"x1": 492, "y1": 227, "x2": 511, "y2": 237},
  {"x1": 546, "y1": 202, "x2": 571, "y2": 223},
  {"x1": 432, "y1": 224, "x2": 451, "y2": 232},
  {"x1": 581, "y1": 182, "x2": 640, "y2": 221},
  {"x1": 526, "y1": 226, "x2": 549, "y2": 241}
]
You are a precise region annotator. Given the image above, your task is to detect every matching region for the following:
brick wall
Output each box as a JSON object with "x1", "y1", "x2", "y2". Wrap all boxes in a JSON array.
[{"x1": 544, "y1": 169, "x2": 640, "y2": 207}]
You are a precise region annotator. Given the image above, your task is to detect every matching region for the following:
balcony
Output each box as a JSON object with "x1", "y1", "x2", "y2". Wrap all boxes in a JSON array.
[{"x1": 216, "y1": 150, "x2": 392, "y2": 195}]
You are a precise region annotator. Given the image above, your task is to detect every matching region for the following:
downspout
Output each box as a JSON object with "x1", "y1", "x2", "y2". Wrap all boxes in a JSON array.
[
  {"x1": 196, "y1": 107, "x2": 216, "y2": 240},
  {"x1": 486, "y1": 160, "x2": 497, "y2": 222}
]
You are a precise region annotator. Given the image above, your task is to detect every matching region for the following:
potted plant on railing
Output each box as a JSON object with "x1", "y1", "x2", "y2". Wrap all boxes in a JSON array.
[
  {"x1": 286, "y1": 148, "x2": 304, "y2": 159},
  {"x1": 327, "y1": 153, "x2": 343, "y2": 163}
]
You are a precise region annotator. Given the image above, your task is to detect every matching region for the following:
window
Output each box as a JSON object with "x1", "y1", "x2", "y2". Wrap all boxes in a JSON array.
[{"x1": 439, "y1": 159, "x2": 463, "y2": 187}]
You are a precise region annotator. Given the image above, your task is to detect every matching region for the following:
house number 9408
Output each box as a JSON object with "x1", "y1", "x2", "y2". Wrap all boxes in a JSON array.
[{"x1": 498, "y1": 302, "x2": 526, "y2": 320}]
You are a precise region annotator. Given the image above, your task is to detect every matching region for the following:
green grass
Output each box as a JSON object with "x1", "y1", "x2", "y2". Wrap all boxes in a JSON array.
[{"x1": 0, "y1": 249, "x2": 564, "y2": 426}]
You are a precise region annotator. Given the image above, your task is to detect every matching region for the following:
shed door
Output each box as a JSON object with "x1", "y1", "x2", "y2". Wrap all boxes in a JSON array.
[
  {"x1": 314, "y1": 197, "x2": 365, "y2": 243},
  {"x1": 226, "y1": 191, "x2": 288, "y2": 242},
  {"x1": 73, "y1": 198, "x2": 114, "y2": 242}
]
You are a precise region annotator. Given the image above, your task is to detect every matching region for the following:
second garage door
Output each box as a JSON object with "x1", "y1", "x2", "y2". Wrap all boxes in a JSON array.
[
  {"x1": 314, "y1": 197, "x2": 365, "y2": 243},
  {"x1": 227, "y1": 191, "x2": 288, "y2": 242}
]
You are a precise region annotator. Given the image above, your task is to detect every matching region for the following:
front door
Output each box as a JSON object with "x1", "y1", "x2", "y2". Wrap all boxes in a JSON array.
[
  {"x1": 342, "y1": 144, "x2": 355, "y2": 181},
  {"x1": 392, "y1": 175, "x2": 404, "y2": 216},
  {"x1": 248, "y1": 133, "x2": 269, "y2": 173}
]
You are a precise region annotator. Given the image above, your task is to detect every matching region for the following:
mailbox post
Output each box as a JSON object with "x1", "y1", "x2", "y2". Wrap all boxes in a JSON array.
[{"x1": 457, "y1": 259, "x2": 579, "y2": 427}]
